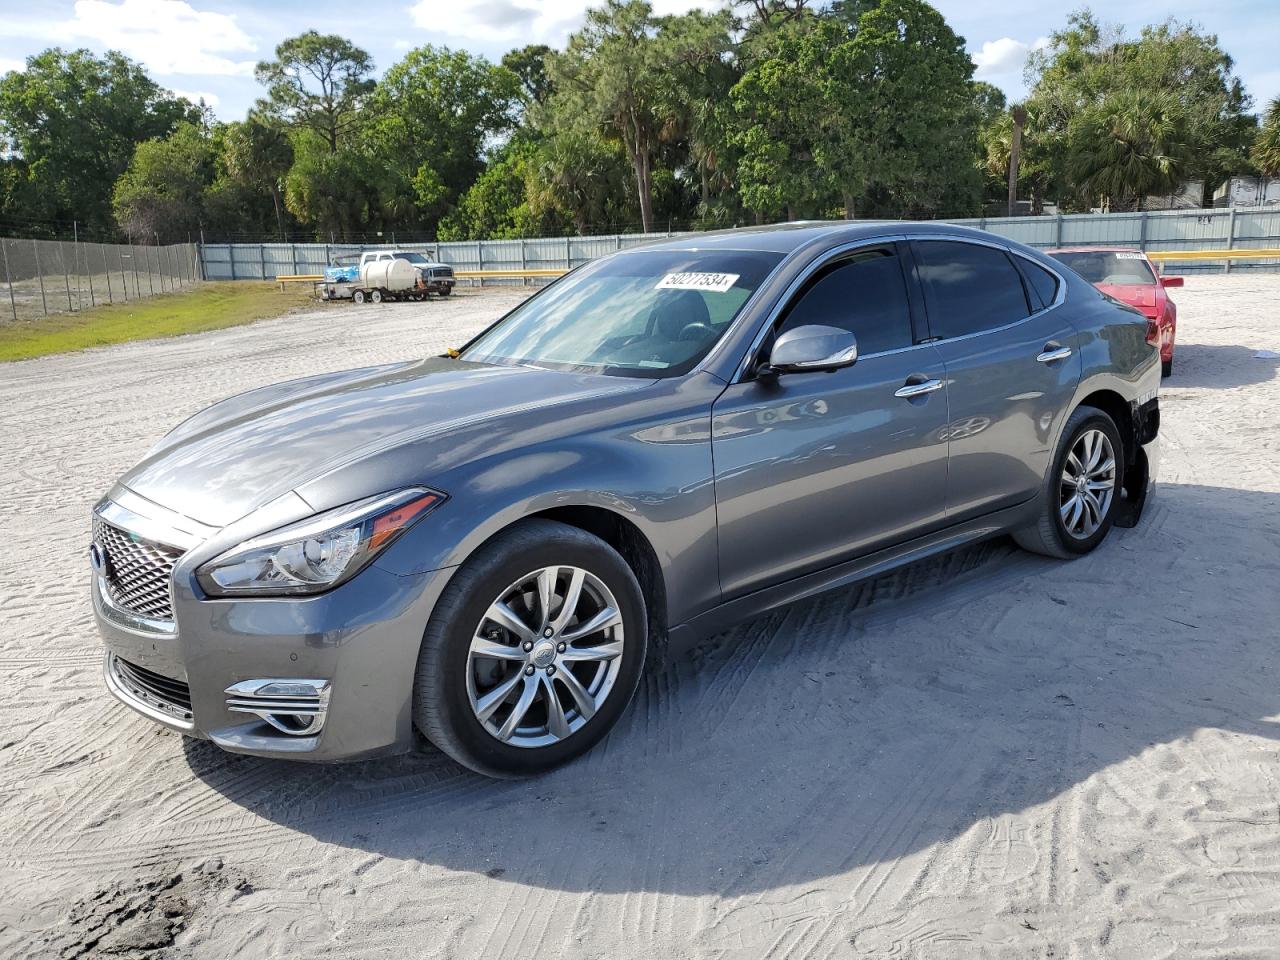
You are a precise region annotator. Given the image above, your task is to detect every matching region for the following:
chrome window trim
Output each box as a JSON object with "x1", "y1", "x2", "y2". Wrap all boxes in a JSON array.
[
  {"x1": 730, "y1": 234, "x2": 912, "y2": 384},
  {"x1": 904, "y1": 235, "x2": 1069, "y2": 347}
]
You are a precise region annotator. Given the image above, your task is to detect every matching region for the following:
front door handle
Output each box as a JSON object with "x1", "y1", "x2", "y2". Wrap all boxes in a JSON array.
[
  {"x1": 894, "y1": 378, "x2": 944, "y2": 399},
  {"x1": 1037, "y1": 343, "x2": 1072, "y2": 363}
]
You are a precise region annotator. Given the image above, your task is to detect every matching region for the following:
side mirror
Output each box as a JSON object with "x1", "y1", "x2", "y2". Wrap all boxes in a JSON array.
[
  {"x1": 762, "y1": 324, "x2": 858, "y2": 375},
  {"x1": 1160, "y1": 275, "x2": 1184, "y2": 288}
]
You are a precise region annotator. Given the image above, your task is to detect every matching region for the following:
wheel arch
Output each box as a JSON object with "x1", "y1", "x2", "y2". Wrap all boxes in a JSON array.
[
  {"x1": 1076, "y1": 388, "x2": 1135, "y2": 463},
  {"x1": 523, "y1": 505, "x2": 669, "y2": 649}
]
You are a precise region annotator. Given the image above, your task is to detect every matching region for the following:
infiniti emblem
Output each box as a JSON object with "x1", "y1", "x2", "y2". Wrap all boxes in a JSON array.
[{"x1": 89, "y1": 542, "x2": 106, "y2": 574}]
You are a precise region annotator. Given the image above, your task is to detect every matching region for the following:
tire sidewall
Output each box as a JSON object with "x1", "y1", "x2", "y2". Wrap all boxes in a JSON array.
[
  {"x1": 418, "y1": 528, "x2": 647, "y2": 777},
  {"x1": 1050, "y1": 410, "x2": 1124, "y2": 555}
]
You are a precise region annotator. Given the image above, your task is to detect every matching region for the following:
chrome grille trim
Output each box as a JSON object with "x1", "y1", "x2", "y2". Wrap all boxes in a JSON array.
[
  {"x1": 93, "y1": 518, "x2": 183, "y2": 622},
  {"x1": 105, "y1": 654, "x2": 195, "y2": 730}
]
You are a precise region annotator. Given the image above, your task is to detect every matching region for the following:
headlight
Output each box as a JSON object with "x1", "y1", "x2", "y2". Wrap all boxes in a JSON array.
[{"x1": 196, "y1": 488, "x2": 445, "y2": 597}]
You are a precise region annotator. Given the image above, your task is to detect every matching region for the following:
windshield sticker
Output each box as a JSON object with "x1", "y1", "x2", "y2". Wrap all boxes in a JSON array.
[
  {"x1": 657, "y1": 272, "x2": 740, "y2": 293},
  {"x1": 1114, "y1": 252, "x2": 1145, "y2": 259}
]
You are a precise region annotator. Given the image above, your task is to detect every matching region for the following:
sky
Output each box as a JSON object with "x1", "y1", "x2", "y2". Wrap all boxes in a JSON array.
[{"x1": 0, "y1": 0, "x2": 1276, "y2": 121}]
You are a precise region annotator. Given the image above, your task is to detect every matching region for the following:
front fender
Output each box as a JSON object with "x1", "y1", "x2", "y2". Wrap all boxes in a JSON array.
[{"x1": 369, "y1": 375, "x2": 727, "y2": 629}]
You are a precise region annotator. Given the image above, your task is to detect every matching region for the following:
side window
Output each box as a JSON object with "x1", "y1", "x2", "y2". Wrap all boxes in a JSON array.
[
  {"x1": 1018, "y1": 257, "x2": 1060, "y2": 310},
  {"x1": 913, "y1": 240, "x2": 1030, "y2": 339},
  {"x1": 776, "y1": 248, "x2": 914, "y2": 356}
]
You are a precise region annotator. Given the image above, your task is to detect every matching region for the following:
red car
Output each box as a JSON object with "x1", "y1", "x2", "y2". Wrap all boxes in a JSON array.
[{"x1": 1047, "y1": 247, "x2": 1182, "y2": 378}]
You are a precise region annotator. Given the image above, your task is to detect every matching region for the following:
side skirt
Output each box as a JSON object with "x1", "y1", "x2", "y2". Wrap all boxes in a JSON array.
[{"x1": 665, "y1": 501, "x2": 1036, "y2": 656}]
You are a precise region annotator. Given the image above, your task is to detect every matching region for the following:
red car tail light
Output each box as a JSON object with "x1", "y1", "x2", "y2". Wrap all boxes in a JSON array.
[{"x1": 1145, "y1": 319, "x2": 1160, "y2": 346}]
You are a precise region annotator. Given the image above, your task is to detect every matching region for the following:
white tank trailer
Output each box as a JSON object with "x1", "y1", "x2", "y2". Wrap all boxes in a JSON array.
[{"x1": 359, "y1": 257, "x2": 417, "y2": 298}]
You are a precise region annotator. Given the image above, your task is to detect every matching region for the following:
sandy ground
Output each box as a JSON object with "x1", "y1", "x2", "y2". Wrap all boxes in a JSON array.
[{"x1": 2, "y1": 278, "x2": 1280, "y2": 959}]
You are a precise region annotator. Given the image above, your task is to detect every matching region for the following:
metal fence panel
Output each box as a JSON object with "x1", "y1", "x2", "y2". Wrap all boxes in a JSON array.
[{"x1": 193, "y1": 208, "x2": 1280, "y2": 289}]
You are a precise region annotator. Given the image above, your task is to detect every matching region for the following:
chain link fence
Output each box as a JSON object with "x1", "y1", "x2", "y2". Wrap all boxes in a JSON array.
[{"x1": 0, "y1": 238, "x2": 201, "y2": 322}]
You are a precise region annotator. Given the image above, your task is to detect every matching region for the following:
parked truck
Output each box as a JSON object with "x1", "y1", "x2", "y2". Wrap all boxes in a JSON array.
[{"x1": 321, "y1": 250, "x2": 457, "y2": 303}]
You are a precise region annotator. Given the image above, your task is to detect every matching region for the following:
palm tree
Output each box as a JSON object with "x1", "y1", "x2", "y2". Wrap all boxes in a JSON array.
[
  {"x1": 1252, "y1": 97, "x2": 1280, "y2": 178},
  {"x1": 224, "y1": 115, "x2": 294, "y2": 239},
  {"x1": 1068, "y1": 89, "x2": 1187, "y2": 210}
]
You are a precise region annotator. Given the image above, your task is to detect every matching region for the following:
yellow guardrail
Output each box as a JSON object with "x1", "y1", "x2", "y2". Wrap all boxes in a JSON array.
[
  {"x1": 1147, "y1": 248, "x2": 1280, "y2": 262},
  {"x1": 453, "y1": 268, "x2": 568, "y2": 278}
]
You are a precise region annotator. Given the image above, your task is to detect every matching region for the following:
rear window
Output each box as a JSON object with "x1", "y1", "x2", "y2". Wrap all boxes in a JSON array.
[
  {"x1": 1049, "y1": 251, "x2": 1156, "y2": 286},
  {"x1": 1019, "y1": 258, "x2": 1061, "y2": 310},
  {"x1": 913, "y1": 240, "x2": 1030, "y2": 339}
]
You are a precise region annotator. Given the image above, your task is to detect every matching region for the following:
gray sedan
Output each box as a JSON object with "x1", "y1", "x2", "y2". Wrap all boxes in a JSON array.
[{"x1": 92, "y1": 222, "x2": 1160, "y2": 777}]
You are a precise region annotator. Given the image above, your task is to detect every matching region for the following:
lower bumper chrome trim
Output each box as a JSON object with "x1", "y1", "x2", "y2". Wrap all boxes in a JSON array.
[{"x1": 104, "y1": 653, "x2": 195, "y2": 732}]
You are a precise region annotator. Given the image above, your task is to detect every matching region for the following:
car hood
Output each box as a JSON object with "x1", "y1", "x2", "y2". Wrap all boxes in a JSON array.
[
  {"x1": 1095, "y1": 282, "x2": 1159, "y2": 315},
  {"x1": 121, "y1": 358, "x2": 649, "y2": 527}
]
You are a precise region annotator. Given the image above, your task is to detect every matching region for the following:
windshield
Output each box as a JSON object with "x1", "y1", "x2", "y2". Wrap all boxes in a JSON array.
[
  {"x1": 462, "y1": 249, "x2": 783, "y2": 378},
  {"x1": 1050, "y1": 251, "x2": 1156, "y2": 286},
  {"x1": 394, "y1": 252, "x2": 430, "y2": 264}
]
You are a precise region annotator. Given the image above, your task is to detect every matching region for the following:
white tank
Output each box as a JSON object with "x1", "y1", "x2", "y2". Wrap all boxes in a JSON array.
[{"x1": 360, "y1": 258, "x2": 417, "y2": 291}]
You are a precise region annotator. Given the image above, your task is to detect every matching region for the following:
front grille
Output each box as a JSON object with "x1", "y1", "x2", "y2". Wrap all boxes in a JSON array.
[
  {"x1": 93, "y1": 519, "x2": 183, "y2": 621},
  {"x1": 429, "y1": 267, "x2": 454, "y2": 280},
  {"x1": 112, "y1": 656, "x2": 193, "y2": 723}
]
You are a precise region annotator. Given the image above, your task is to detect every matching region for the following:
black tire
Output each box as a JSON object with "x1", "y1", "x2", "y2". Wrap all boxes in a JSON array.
[
  {"x1": 352, "y1": 290, "x2": 366, "y2": 305},
  {"x1": 414, "y1": 519, "x2": 647, "y2": 778},
  {"x1": 371, "y1": 289, "x2": 384, "y2": 304},
  {"x1": 438, "y1": 287, "x2": 453, "y2": 297},
  {"x1": 1013, "y1": 406, "x2": 1125, "y2": 559},
  {"x1": 1161, "y1": 356, "x2": 1173, "y2": 378}
]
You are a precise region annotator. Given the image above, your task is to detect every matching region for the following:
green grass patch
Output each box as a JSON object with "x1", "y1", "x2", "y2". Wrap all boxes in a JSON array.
[{"x1": 0, "y1": 282, "x2": 317, "y2": 362}]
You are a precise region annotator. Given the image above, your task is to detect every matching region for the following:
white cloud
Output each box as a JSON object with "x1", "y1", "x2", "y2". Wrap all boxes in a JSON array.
[
  {"x1": 168, "y1": 87, "x2": 220, "y2": 107},
  {"x1": 972, "y1": 35, "x2": 1049, "y2": 79},
  {"x1": 409, "y1": 0, "x2": 721, "y2": 46},
  {"x1": 57, "y1": 0, "x2": 257, "y2": 77},
  {"x1": 0, "y1": 57, "x2": 26, "y2": 75}
]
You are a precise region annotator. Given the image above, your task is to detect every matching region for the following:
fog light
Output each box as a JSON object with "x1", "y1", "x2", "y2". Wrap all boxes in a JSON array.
[{"x1": 225, "y1": 678, "x2": 330, "y2": 737}]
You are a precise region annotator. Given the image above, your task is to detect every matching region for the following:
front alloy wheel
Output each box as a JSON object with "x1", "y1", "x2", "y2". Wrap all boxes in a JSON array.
[
  {"x1": 467, "y1": 566, "x2": 624, "y2": 747},
  {"x1": 414, "y1": 519, "x2": 646, "y2": 778}
]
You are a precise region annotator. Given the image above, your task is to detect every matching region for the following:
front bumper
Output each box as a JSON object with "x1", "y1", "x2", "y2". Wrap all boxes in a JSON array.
[{"x1": 94, "y1": 533, "x2": 456, "y2": 762}]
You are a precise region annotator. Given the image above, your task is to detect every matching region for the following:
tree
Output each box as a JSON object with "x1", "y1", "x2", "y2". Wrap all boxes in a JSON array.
[
  {"x1": 283, "y1": 130, "x2": 383, "y2": 239},
  {"x1": 732, "y1": 0, "x2": 982, "y2": 221},
  {"x1": 655, "y1": 9, "x2": 740, "y2": 217},
  {"x1": 1067, "y1": 89, "x2": 1187, "y2": 208},
  {"x1": 255, "y1": 32, "x2": 375, "y2": 153},
  {"x1": 0, "y1": 48, "x2": 197, "y2": 236},
  {"x1": 549, "y1": 1, "x2": 666, "y2": 232},
  {"x1": 439, "y1": 140, "x2": 569, "y2": 240},
  {"x1": 112, "y1": 122, "x2": 214, "y2": 241},
  {"x1": 1252, "y1": 97, "x2": 1280, "y2": 177},
  {"x1": 223, "y1": 116, "x2": 293, "y2": 238},
  {"x1": 502, "y1": 45, "x2": 555, "y2": 107},
  {"x1": 1025, "y1": 12, "x2": 1255, "y2": 209},
  {"x1": 366, "y1": 46, "x2": 519, "y2": 228}
]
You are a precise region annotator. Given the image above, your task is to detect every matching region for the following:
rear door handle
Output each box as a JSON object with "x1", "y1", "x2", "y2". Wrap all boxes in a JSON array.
[
  {"x1": 894, "y1": 378, "x2": 944, "y2": 399},
  {"x1": 1037, "y1": 344, "x2": 1072, "y2": 363}
]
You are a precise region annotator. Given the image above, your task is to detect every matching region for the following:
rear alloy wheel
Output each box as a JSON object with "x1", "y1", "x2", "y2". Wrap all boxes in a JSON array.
[
  {"x1": 1058, "y1": 428, "x2": 1116, "y2": 541},
  {"x1": 1014, "y1": 406, "x2": 1124, "y2": 558},
  {"x1": 414, "y1": 519, "x2": 646, "y2": 778}
]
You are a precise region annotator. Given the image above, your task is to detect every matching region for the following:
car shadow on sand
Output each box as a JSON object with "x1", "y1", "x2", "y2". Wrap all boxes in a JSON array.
[
  {"x1": 184, "y1": 481, "x2": 1280, "y2": 897},
  {"x1": 1165, "y1": 343, "x2": 1279, "y2": 389}
]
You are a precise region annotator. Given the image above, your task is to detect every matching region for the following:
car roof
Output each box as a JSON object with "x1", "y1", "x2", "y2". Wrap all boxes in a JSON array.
[{"x1": 639, "y1": 220, "x2": 1009, "y2": 255}]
